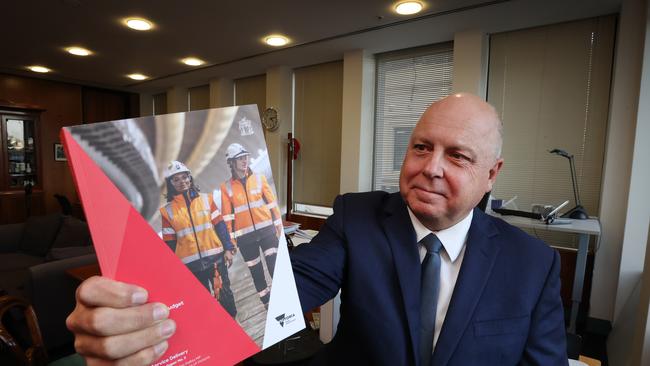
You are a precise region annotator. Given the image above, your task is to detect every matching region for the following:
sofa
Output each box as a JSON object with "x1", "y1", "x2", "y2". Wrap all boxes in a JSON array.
[
  {"x1": 0, "y1": 213, "x2": 94, "y2": 298},
  {"x1": 0, "y1": 213, "x2": 96, "y2": 358}
]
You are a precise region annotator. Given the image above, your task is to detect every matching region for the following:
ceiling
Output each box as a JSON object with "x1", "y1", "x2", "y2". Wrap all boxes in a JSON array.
[
  {"x1": 3, "y1": 0, "x2": 507, "y2": 90},
  {"x1": 3, "y1": 0, "x2": 620, "y2": 93}
]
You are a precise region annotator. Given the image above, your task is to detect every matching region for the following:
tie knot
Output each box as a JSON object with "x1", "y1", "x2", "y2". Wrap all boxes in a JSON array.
[{"x1": 421, "y1": 234, "x2": 442, "y2": 254}]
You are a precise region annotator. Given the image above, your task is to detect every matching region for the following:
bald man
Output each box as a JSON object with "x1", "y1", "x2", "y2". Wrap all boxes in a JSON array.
[{"x1": 67, "y1": 93, "x2": 567, "y2": 365}]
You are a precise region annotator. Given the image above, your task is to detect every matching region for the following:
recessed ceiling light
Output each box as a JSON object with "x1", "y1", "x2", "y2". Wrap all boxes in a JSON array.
[
  {"x1": 28, "y1": 65, "x2": 51, "y2": 73},
  {"x1": 181, "y1": 57, "x2": 205, "y2": 66},
  {"x1": 264, "y1": 35, "x2": 289, "y2": 47},
  {"x1": 395, "y1": 1, "x2": 423, "y2": 15},
  {"x1": 125, "y1": 18, "x2": 153, "y2": 31},
  {"x1": 127, "y1": 73, "x2": 148, "y2": 80},
  {"x1": 66, "y1": 46, "x2": 93, "y2": 56}
]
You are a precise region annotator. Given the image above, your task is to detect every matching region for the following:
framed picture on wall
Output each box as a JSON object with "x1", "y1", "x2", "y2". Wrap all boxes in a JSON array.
[{"x1": 54, "y1": 143, "x2": 66, "y2": 161}]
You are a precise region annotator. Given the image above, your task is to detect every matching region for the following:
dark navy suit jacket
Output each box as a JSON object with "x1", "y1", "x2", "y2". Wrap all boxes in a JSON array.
[{"x1": 291, "y1": 191, "x2": 567, "y2": 365}]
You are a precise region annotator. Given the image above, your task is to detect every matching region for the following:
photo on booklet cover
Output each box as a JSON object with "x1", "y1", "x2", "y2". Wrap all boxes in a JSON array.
[{"x1": 64, "y1": 105, "x2": 290, "y2": 347}]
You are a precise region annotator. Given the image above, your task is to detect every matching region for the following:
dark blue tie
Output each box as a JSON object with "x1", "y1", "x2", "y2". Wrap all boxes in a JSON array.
[{"x1": 419, "y1": 234, "x2": 443, "y2": 366}]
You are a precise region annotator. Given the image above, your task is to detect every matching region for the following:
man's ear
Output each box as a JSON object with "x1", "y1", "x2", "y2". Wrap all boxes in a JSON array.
[{"x1": 486, "y1": 158, "x2": 504, "y2": 191}]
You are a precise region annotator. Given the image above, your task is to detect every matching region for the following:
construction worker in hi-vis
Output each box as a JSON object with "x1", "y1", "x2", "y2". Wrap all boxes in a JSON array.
[
  {"x1": 160, "y1": 161, "x2": 237, "y2": 317},
  {"x1": 220, "y1": 143, "x2": 282, "y2": 308}
]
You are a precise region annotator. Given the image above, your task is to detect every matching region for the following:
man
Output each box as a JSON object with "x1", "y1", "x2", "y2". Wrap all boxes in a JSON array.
[
  {"x1": 66, "y1": 93, "x2": 567, "y2": 365},
  {"x1": 220, "y1": 143, "x2": 283, "y2": 308}
]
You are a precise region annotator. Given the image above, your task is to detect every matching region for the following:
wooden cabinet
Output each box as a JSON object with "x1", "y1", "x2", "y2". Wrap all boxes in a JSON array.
[
  {"x1": 0, "y1": 109, "x2": 42, "y2": 191},
  {"x1": 0, "y1": 108, "x2": 44, "y2": 223}
]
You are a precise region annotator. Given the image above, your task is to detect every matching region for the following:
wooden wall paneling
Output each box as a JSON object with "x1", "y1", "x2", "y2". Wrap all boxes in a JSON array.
[
  {"x1": 0, "y1": 74, "x2": 82, "y2": 215},
  {"x1": 0, "y1": 191, "x2": 44, "y2": 224},
  {"x1": 81, "y1": 87, "x2": 131, "y2": 123}
]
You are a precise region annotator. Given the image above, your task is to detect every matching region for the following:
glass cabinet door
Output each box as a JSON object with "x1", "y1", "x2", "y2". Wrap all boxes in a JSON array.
[{"x1": 3, "y1": 115, "x2": 38, "y2": 189}]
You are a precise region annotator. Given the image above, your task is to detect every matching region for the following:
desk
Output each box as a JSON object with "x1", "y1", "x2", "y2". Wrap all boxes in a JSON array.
[
  {"x1": 65, "y1": 263, "x2": 100, "y2": 281},
  {"x1": 493, "y1": 214, "x2": 601, "y2": 334}
]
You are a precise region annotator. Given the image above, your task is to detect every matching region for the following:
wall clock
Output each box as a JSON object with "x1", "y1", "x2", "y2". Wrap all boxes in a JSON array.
[{"x1": 262, "y1": 107, "x2": 279, "y2": 132}]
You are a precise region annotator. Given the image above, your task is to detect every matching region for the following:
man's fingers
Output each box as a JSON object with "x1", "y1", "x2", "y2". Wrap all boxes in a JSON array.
[
  {"x1": 77, "y1": 276, "x2": 148, "y2": 308},
  {"x1": 68, "y1": 302, "x2": 169, "y2": 336},
  {"x1": 75, "y1": 319, "x2": 175, "y2": 360},
  {"x1": 84, "y1": 341, "x2": 169, "y2": 366}
]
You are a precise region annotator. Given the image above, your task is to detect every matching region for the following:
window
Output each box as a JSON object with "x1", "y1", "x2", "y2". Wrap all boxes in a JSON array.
[
  {"x1": 373, "y1": 43, "x2": 454, "y2": 192},
  {"x1": 488, "y1": 16, "x2": 615, "y2": 248}
]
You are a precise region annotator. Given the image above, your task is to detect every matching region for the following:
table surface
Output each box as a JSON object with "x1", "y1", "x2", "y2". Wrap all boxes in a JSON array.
[
  {"x1": 65, "y1": 262, "x2": 100, "y2": 281},
  {"x1": 493, "y1": 214, "x2": 601, "y2": 236}
]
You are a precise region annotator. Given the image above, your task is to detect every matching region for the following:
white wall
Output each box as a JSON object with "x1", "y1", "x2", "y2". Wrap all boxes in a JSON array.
[
  {"x1": 340, "y1": 50, "x2": 375, "y2": 194},
  {"x1": 265, "y1": 66, "x2": 293, "y2": 214},
  {"x1": 209, "y1": 78, "x2": 234, "y2": 107},
  {"x1": 593, "y1": 0, "x2": 648, "y2": 323},
  {"x1": 630, "y1": 227, "x2": 650, "y2": 366},
  {"x1": 452, "y1": 29, "x2": 489, "y2": 97},
  {"x1": 608, "y1": 0, "x2": 650, "y2": 362}
]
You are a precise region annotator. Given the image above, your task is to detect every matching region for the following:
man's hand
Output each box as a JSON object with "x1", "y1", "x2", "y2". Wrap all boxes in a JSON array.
[
  {"x1": 224, "y1": 249, "x2": 235, "y2": 267},
  {"x1": 66, "y1": 276, "x2": 176, "y2": 365}
]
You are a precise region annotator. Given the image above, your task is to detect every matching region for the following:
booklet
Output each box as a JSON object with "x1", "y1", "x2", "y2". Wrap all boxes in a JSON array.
[{"x1": 61, "y1": 105, "x2": 305, "y2": 366}]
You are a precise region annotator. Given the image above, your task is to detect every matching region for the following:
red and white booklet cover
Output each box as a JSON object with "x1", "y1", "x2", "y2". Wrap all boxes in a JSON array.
[{"x1": 61, "y1": 105, "x2": 304, "y2": 365}]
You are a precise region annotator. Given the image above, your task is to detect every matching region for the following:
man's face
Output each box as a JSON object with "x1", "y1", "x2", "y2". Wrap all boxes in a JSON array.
[
  {"x1": 234, "y1": 155, "x2": 249, "y2": 175},
  {"x1": 399, "y1": 95, "x2": 503, "y2": 230},
  {"x1": 170, "y1": 172, "x2": 191, "y2": 193}
]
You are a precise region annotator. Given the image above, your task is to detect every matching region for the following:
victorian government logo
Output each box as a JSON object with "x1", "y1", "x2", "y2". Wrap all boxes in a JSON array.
[{"x1": 275, "y1": 313, "x2": 296, "y2": 327}]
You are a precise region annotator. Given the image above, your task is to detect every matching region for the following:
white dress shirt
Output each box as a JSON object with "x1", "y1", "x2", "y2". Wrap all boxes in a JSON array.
[{"x1": 407, "y1": 208, "x2": 473, "y2": 349}]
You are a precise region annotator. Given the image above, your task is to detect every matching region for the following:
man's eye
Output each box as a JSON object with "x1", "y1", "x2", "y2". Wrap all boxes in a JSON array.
[
  {"x1": 413, "y1": 144, "x2": 427, "y2": 151},
  {"x1": 450, "y1": 152, "x2": 469, "y2": 161}
]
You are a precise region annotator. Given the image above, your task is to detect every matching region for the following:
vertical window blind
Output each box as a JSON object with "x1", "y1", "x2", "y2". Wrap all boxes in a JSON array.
[
  {"x1": 488, "y1": 16, "x2": 615, "y2": 248},
  {"x1": 152, "y1": 92, "x2": 167, "y2": 115},
  {"x1": 293, "y1": 61, "x2": 343, "y2": 207},
  {"x1": 234, "y1": 74, "x2": 267, "y2": 119},
  {"x1": 373, "y1": 43, "x2": 454, "y2": 192},
  {"x1": 188, "y1": 85, "x2": 210, "y2": 111}
]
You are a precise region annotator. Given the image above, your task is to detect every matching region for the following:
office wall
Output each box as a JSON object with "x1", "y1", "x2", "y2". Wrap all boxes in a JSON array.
[{"x1": 0, "y1": 73, "x2": 138, "y2": 217}]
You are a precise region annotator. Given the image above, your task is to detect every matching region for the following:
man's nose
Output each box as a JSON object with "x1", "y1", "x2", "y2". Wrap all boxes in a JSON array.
[{"x1": 422, "y1": 151, "x2": 444, "y2": 178}]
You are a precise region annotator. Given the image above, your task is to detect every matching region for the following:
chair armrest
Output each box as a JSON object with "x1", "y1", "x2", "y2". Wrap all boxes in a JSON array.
[
  {"x1": 0, "y1": 223, "x2": 25, "y2": 253},
  {"x1": 25, "y1": 254, "x2": 98, "y2": 352},
  {"x1": 0, "y1": 295, "x2": 47, "y2": 365}
]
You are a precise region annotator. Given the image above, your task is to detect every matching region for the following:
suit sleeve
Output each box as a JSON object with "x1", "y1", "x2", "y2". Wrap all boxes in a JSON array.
[
  {"x1": 520, "y1": 249, "x2": 568, "y2": 365},
  {"x1": 290, "y1": 195, "x2": 347, "y2": 313}
]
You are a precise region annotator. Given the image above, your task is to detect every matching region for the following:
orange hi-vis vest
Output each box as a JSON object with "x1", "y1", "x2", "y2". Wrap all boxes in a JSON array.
[
  {"x1": 221, "y1": 173, "x2": 281, "y2": 240},
  {"x1": 160, "y1": 192, "x2": 225, "y2": 265}
]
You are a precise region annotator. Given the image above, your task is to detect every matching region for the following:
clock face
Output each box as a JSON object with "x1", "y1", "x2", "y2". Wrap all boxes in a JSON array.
[{"x1": 262, "y1": 107, "x2": 279, "y2": 131}]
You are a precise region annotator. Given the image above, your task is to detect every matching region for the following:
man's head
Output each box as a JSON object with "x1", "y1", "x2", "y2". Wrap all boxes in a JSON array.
[{"x1": 399, "y1": 93, "x2": 504, "y2": 231}]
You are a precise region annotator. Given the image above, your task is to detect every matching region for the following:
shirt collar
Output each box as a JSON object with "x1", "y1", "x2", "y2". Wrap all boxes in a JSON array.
[{"x1": 407, "y1": 208, "x2": 473, "y2": 262}]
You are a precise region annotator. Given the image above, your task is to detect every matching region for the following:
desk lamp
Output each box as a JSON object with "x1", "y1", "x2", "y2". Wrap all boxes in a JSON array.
[{"x1": 549, "y1": 148, "x2": 588, "y2": 219}]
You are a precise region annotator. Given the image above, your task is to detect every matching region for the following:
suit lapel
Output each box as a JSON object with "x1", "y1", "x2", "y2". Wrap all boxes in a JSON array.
[
  {"x1": 432, "y1": 209, "x2": 501, "y2": 365},
  {"x1": 381, "y1": 193, "x2": 420, "y2": 365}
]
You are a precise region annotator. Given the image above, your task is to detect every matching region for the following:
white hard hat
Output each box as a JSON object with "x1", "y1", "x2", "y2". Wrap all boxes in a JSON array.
[
  {"x1": 163, "y1": 161, "x2": 191, "y2": 179},
  {"x1": 226, "y1": 143, "x2": 250, "y2": 160}
]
